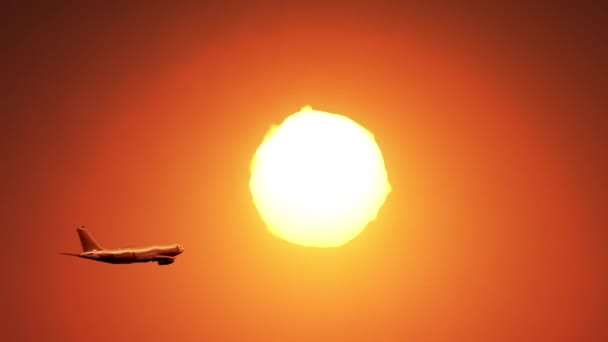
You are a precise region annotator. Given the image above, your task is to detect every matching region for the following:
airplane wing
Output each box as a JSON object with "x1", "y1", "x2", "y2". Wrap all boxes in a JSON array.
[{"x1": 153, "y1": 256, "x2": 175, "y2": 265}]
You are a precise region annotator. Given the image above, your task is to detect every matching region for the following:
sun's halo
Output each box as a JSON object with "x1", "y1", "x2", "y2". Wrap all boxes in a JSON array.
[{"x1": 249, "y1": 106, "x2": 391, "y2": 247}]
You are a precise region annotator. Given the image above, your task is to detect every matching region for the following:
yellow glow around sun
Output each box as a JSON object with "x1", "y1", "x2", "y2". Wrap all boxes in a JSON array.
[{"x1": 249, "y1": 106, "x2": 391, "y2": 247}]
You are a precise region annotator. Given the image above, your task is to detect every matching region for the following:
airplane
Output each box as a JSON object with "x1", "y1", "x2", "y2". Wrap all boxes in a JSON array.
[{"x1": 61, "y1": 227, "x2": 184, "y2": 266}]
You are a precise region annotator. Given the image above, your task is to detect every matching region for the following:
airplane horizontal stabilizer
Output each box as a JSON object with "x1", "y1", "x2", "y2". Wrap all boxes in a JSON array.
[{"x1": 59, "y1": 252, "x2": 81, "y2": 257}]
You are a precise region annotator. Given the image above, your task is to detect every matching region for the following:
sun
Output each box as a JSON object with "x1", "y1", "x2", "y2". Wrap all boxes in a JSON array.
[{"x1": 249, "y1": 106, "x2": 391, "y2": 247}]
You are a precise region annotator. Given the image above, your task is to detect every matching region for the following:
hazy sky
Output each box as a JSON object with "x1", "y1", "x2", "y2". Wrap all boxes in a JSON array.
[{"x1": 2, "y1": 2, "x2": 606, "y2": 341}]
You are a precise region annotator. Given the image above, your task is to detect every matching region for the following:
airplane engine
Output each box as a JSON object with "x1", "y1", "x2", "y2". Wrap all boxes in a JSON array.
[{"x1": 157, "y1": 259, "x2": 174, "y2": 265}]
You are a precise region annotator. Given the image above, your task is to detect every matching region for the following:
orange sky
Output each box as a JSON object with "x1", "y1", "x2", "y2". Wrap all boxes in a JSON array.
[{"x1": 3, "y1": 2, "x2": 606, "y2": 341}]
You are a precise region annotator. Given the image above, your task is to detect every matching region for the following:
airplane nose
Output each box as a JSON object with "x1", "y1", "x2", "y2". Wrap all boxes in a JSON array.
[{"x1": 178, "y1": 245, "x2": 184, "y2": 253}]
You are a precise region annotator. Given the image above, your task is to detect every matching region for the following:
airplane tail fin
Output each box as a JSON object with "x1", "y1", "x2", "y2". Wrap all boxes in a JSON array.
[{"x1": 77, "y1": 227, "x2": 103, "y2": 252}]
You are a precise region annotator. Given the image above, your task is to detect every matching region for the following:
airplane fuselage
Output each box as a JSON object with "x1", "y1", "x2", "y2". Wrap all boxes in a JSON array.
[
  {"x1": 80, "y1": 244, "x2": 184, "y2": 265},
  {"x1": 62, "y1": 227, "x2": 184, "y2": 266}
]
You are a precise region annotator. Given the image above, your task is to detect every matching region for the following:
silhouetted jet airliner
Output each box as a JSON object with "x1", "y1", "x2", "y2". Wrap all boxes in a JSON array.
[{"x1": 61, "y1": 227, "x2": 184, "y2": 266}]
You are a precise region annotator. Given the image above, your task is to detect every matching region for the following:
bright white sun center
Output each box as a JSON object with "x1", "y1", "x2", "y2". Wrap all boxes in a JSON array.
[{"x1": 249, "y1": 106, "x2": 391, "y2": 247}]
